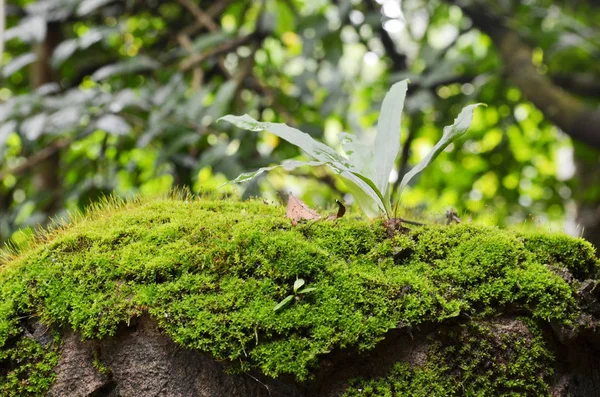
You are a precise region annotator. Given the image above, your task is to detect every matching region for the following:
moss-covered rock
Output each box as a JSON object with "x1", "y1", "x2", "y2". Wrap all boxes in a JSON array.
[
  {"x1": 0, "y1": 196, "x2": 598, "y2": 396},
  {"x1": 343, "y1": 318, "x2": 553, "y2": 396}
]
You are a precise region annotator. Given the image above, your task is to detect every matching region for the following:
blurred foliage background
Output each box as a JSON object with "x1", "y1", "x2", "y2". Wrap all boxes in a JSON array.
[{"x1": 1, "y1": 0, "x2": 599, "y2": 251}]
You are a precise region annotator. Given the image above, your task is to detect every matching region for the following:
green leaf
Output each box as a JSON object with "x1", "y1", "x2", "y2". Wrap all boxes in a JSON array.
[
  {"x1": 53, "y1": 29, "x2": 107, "y2": 67},
  {"x1": 2, "y1": 53, "x2": 37, "y2": 78},
  {"x1": 350, "y1": 171, "x2": 391, "y2": 216},
  {"x1": 273, "y1": 295, "x2": 294, "y2": 312},
  {"x1": 275, "y1": 1, "x2": 296, "y2": 36},
  {"x1": 96, "y1": 114, "x2": 131, "y2": 136},
  {"x1": 0, "y1": 121, "x2": 17, "y2": 159},
  {"x1": 296, "y1": 287, "x2": 316, "y2": 294},
  {"x1": 205, "y1": 80, "x2": 238, "y2": 121},
  {"x1": 339, "y1": 132, "x2": 375, "y2": 180},
  {"x1": 220, "y1": 114, "x2": 387, "y2": 217},
  {"x1": 92, "y1": 56, "x2": 161, "y2": 81},
  {"x1": 374, "y1": 79, "x2": 408, "y2": 196},
  {"x1": 21, "y1": 113, "x2": 47, "y2": 141},
  {"x1": 335, "y1": 169, "x2": 387, "y2": 217},
  {"x1": 4, "y1": 16, "x2": 46, "y2": 43},
  {"x1": 340, "y1": 178, "x2": 381, "y2": 218},
  {"x1": 396, "y1": 103, "x2": 485, "y2": 199},
  {"x1": 293, "y1": 279, "x2": 305, "y2": 293},
  {"x1": 191, "y1": 32, "x2": 233, "y2": 52},
  {"x1": 219, "y1": 115, "x2": 349, "y2": 166},
  {"x1": 52, "y1": 40, "x2": 79, "y2": 67},
  {"x1": 226, "y1": 160, "x2": 326, "y2": 185}
]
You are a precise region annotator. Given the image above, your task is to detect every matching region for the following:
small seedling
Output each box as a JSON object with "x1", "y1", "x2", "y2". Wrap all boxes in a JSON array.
[
  {"x1": 220, "y1": 80, "x2": 484, "y2": 223},
  {"x1": 273, "y1": 278, "x2": 316, "y2": 313}
]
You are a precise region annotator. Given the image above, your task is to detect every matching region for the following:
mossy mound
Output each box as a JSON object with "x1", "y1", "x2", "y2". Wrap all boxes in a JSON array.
[{"x1": 0, "y1": 196, "x2": 597, "y2": 395}]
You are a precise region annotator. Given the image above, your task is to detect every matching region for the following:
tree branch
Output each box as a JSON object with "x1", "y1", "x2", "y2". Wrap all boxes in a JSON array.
[
  {"x1": 365, "y1": 0, "x2": 407, "y2": 71},
  {"x1": 552, "y1": 73, "x2": 600, "y2": 98},
  {"x1": 378, "y1": 24, "x2": 408, "y2": 71},
  {"x1": 451, "y1": 1, "x2": 600, "y2": 149},
  {"x1": 179, "y1": 33, "x2": 256, "y2": 71},
  {"x1": 177, "y1": 0, "x2": 220, "y2": 32},
  {"x1": 175, "y1": 0, "x2": 234, "y2": 79},
  {"x1": 177, "y1": 0, "x2": 267, "y2": 80},
  {"x1": 206, "y1": 0, "x2": 234, "y2": 20},
  {"x1": 407, "y1": 74, "x2": 476, "y2": 94}
]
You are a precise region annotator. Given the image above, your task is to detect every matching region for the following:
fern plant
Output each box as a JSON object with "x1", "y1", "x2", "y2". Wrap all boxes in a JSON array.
[{"x1": 220, "y1": 80, "x2": 483, "y2": 219}]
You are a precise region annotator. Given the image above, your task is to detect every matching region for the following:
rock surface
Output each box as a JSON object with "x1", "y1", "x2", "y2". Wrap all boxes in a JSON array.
[
  {"x1": 48, "y1": 316, "x2": 301, "y2": 397},
  {"x1": 45, "y1": 315, "x2": 600, "y2": 396}
]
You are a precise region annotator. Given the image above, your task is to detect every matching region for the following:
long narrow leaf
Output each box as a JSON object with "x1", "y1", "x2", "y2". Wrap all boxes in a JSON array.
[
  {"x1": 226, "y1": 160, "x2": 326, "y2": 185},
  {"x1": 396, "y1": 103, "x2": 484, "y2": 199},
  {"x1": 205, "y1": 80, "x2": 238, "y2": 121},
  {"x1": 339, "y1": 176, "x2": 384, "y2": 218},
  {"x1": 374, "y1": 80, "x2": 408, "y2": 196},
  {"x1": 2, "y1": 53, "x2": 37, "y2": 78},
  {"x1": 350, "y1": 171, "x2": 391, "y2": 216},
  {"x1": 296, "y1": 287, "x2": 317, "y2": 294},
  {"x1": 342, "y1": 174, "x2": 386, "y2": 215},
  {"x1": 225, "y1": 157, "x2": 387, "y2": 216},
  {"x1": 318, "y1": 163, "x2": 387, "y2": 216},
  {"x1": 220, "y1": 114, "x2": 387, "y2": 216},
  {"x1": 4, "y1": 16, "x2": 46, "y2": 43},
  {"x1": 220, "y1": 115, "x2": 351, "y2": 166},
  {"x1": 92, "y1": 56, "x2": 161, "y2": 81},
  {"x1": 340, "y1": 132, "x2": 375, "y2": 180},
  {"x1": 274, "y1": 295, "x2": 294, "y2": 312}
]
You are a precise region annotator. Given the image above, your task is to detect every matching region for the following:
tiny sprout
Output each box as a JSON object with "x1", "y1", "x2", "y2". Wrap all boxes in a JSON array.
[{"x1": 274, "y1": 279, "x2": 317, "y2": 313}]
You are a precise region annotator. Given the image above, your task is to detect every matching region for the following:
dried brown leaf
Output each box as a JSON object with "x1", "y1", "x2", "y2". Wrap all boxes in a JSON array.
[
  {"x1": 286, "y1": 193, "x2": 321, "y2": 226},
  {"x1": 326, "y1": 200, "x2": 346, "y2": 221}
]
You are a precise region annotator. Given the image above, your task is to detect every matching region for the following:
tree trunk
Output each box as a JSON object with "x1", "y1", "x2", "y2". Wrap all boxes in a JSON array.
[
  {"x1": 31, "y1": 21, "x2": 62, "y2": 217},
  {"x1": 575, "y1": 147, "x2": 600, "y2": 251}
]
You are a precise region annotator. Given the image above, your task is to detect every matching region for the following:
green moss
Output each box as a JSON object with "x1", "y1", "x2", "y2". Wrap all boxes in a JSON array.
[
  {"x1": 0, "y1": 331, "x2": 61, "y2": 396},
  {"x1": 92, "y1": 356, "x2": 111, "y2": 376},
  {"x1": 0, "y1": 196, "x2": 597, "y2": 387},
  {"x1": 343, "y1": 319, "x2": 553, "y2": 397},
  {"x1": 519, "y1": 232, "x2": 598, "y2": 280}
]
